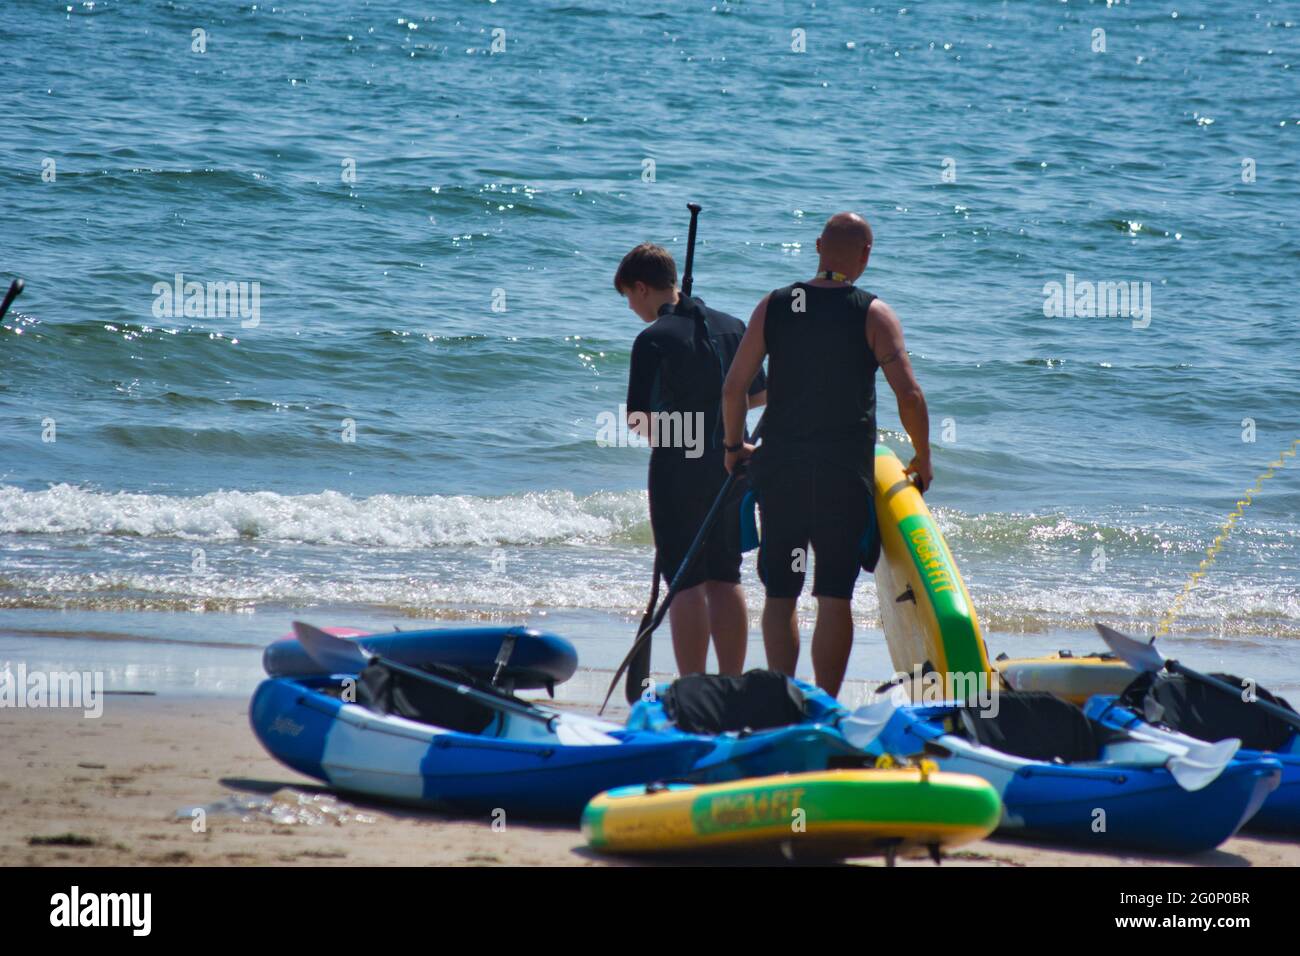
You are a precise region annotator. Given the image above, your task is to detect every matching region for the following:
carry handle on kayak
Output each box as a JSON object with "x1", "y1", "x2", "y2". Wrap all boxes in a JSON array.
[{"x1": 490, "y1": 631, "x2": 518, "y2": 691}]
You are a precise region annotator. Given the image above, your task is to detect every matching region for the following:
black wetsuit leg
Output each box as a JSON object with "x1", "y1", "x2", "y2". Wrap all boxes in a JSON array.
[
  {"x1": 755, "y1": 460, "x2": 871, "y2": 600},
  {"x1": 648, "y1": 454, "x2": 742, "y2": 590}
]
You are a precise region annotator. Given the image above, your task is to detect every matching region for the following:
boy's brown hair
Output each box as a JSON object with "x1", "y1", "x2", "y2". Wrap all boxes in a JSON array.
[{"x1": 613, "y1": 243, "x2": 678, "y2": 293}]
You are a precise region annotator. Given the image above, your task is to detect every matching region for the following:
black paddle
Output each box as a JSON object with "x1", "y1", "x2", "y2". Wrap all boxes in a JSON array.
[
  {"x1": 291, "y1": 621, "x2": 558, "y2": 728},
  {"x1": 623, "y1": 555, "x2": 660, "y2": 703},
  {"x1": 1096, "y1": 622, "x2": 1300, "y2": 733},
  {"x1": 681, "y1": 202, "x2": 701, "y2": 297},
  {"x1": 602, "y1": 459, "x2": 750, "y2": 714},
  {"x1": 0, "y1": 278, "x2": 24, "y2": 323}
]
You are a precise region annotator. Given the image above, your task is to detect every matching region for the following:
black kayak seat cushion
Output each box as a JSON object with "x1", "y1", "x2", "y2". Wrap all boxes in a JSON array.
[
  {"x1": 356, "y1": 660, "x2": 502, "y2": 735},
  {"x1": 1118, "y1": 670, "x2": 1298, "y2": 753},
  {"x1": 661, "y1": 669, "x2": 810, "y2": 735},
  {"x1": 955, "y1": 691, "x2": 1120, "y2": 763}
]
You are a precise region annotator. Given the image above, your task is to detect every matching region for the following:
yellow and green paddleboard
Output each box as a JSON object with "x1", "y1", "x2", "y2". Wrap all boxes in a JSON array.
[
  {"x1": 873, "y1": 446, "x2": 1139, "y2": 705},
  {"x1": 873, "y1": 445, "x2": 992, "y2": 684},
  {"x1": 581, "y1": 767, "x2": 1001, "y2": 862}
]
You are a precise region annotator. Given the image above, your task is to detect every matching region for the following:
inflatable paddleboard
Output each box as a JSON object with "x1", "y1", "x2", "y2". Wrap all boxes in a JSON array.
[
  {"x1": 581, "y1": 767, "x2": 1001, "y2": 862},
  {"x1": 873, "y1": 445, "x2": 991, "y2": 683},
  {"x1": 263, "y1": 625, "x2": 578, "y2": 692},
  {"x1": 995, "y1": 652, "x2": 1137, "y2": 705}
]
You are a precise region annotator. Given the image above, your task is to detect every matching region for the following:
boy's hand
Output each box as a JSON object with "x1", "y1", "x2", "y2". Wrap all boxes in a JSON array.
[{"x1": 725, "y1": 443, "x2": 755, "y2": 475}]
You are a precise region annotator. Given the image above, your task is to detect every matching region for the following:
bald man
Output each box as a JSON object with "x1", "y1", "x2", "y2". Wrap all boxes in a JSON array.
[{"x1": 720, "y1": 212, "x2": 932, "y2": 697}]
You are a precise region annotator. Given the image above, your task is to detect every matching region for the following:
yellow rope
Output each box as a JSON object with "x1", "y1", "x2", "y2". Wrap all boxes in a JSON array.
[{"x1": 1155, "y1": 437, "x2": 1300, "y2": 636}]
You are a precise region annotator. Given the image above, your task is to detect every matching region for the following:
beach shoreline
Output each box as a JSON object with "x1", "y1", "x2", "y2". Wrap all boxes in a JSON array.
[{"x1": 4, "y1": 693, "x2": 1296, "y2": 868}]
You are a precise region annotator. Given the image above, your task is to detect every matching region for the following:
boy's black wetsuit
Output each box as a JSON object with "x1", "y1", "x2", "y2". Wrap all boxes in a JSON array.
[
  {"x1": 626, "y1": 295, "x2": 765, "y2": 588},
  {"x1": 750, "y1": 283, "x2": 881, "y2": 599}
]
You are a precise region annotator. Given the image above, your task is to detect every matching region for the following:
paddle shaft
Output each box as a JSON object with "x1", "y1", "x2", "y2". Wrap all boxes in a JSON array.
[
  {"x1": 648, "y1": 467, "x2": 739, "y2": 625},
  {"x1": 0, "y1": 279, "x2": 23, "y2": 322},
  {"x1": 1097, "y1": 622, "x2": 1300, "y2": 734},
  {"x1": 370, "y1": 653, "x2": 559, "y2": 727},
  {"x1": 291, "y1": 621, "x2": 559, "y2": 727},
  {"x1": 1165, "y1": 659, "x2": 1300, "y2": 733},
  {"x1": 604, "y1": 467, "x2": 741, "y2": 712},
  {"x1": 681, "y1": 203, "x2": 701, "y2": 297},
  {"x1": 604, "y1": 417, "x2": 764, "y2": 713}
]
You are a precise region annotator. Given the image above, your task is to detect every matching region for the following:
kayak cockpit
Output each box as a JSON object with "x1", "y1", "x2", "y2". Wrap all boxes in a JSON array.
[{"x1": 301, "y1": 661, "x2": 625, "y2": 746}]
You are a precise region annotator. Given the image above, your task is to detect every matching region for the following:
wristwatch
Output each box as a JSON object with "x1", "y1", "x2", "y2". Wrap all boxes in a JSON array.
[{"x1": 724, "y1": 441, "x2": 744, "y2": 453}]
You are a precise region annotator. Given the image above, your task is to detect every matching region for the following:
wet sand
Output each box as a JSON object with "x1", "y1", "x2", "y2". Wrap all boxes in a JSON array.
[{"x1": 3, "y1": 695, "x2": 1297, "y2": 868}]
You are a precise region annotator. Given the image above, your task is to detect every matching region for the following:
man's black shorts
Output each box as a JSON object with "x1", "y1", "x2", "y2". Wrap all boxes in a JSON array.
[
  {"x1": 754, "y1": 461, "x2": 874, "y2": 600},
  {"x1": 648, "y1": 454, "x2": 744, "y2": 589}
]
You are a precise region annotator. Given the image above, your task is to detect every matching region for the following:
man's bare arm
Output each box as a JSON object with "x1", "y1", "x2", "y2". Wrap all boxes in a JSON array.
[{"x1": 868, "y1": 298, "x2": 932, "y2": 490}]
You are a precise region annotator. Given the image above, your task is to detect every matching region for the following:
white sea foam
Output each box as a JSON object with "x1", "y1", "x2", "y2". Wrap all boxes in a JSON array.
[{"x1": 0, "y1": 484, "x2": 647, "y2": 548}]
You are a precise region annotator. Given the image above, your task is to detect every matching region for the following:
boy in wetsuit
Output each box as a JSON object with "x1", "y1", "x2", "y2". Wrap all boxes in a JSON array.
[{"x1": 615, "y1": 243, "x2": 766, "y2": 676}]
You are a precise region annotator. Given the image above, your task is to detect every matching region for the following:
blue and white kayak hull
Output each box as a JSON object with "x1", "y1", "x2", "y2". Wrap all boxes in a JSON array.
[
  {"x1": 849, "y1": 696, "x2": 1280, "y2": 853},
  {"x1": 250, "y1": 677, "x2": 712, "y2": 819},
  {"x1": 1086, "y1": 694, "x2": 1300, "y2": 833}
]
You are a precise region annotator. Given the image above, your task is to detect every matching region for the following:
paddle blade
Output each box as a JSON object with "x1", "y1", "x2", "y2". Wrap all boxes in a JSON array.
[
  {"x1": 1118, "y1": 719, "x2": 1242, "y2": 791},
  {"x1": 0, "y1": 278, "x2": 24, "y2": 322},
  {"x1": 1166, "y1": 738, "x2": 1240, "y2": 792},
  {"x1": 1095, "y1": 622, "x2": 1166, "y2": 673},
  {"x1": 291, "y1": 620, "x2": 371, "y2": 673},
  {"x1": 624, "y1": 631, "x2": 651, "y2": 706},
  {"x1": 842, "y1": 686, "x2": 908, "y2": 750}
]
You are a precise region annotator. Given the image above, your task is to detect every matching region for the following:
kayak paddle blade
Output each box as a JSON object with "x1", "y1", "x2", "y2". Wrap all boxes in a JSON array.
[
  {"x1": 1165, "y1": 738, "x2": 1240, "y2": 792},
  {"x1": 1097, "y1": 623, "x2": 1300, "y2": 734},
  {"x1": 1116, "y1": 718, "x2": 1242, "y2": 791},
  {"x1": 0, "y1": 278, "x2": 24, "y2": 323},
  {"x1": 841, "y1": 686, "x2": 907, "y2": 750},
  {"x1": 292, "y1": 620, "x2": 371, "y2": 673},
  {"x1": 1095, "y1": 622, "x2": 1166, "y2": 673},
  {"x1": 625, "y1": 632, "x2": 651, "y2": 706}
]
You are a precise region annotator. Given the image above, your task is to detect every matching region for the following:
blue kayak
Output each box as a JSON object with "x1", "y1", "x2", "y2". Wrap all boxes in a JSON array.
[
  {"x1": 250, "y1": 674, "x2": 713, "y2": 819},
  {"x1": 846, "y1": 688, "x2": 1281, "y2": 853},
  {"x1": 251, "y1": 653, "x2": 862, "y2": 819},
  {"x1": 262, "y1": 624, "x2": 578, "y2": 692},
  {"x1": 1085, "y1": 673, "x2": 1300, "y2": 833}
]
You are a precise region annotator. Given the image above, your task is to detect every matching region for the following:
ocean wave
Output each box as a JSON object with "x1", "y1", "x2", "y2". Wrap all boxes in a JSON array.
[
  {"x1": 2, "y1": 564, "x2": 1297, "y2": 639},
  {"x1": 2, "y1": 481, "x2": 1293, "y2": 562},
  {"x1": 0, "y1": 484, "x2": 649, "y2": 548}
]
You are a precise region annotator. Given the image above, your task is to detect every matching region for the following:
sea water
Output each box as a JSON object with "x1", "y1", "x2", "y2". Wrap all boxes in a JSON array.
[{"x1": 1, "y1": 1, "x2": 1297, "y2": 696}]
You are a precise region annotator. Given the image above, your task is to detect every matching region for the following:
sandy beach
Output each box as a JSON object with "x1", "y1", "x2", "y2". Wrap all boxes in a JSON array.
[{"x1": 4, "y1": 693, "x2": 1296, "y2": 868}]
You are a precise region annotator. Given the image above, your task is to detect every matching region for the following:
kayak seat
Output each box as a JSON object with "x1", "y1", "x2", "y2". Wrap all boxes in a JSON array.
[
  {"x1": 1119, "y1": 671, "x2": 1298, "y2": 753},
  {"x1": 356, "y1": 660, "x2": 514, "y2": 735},
  {"x1": 953, "y1": 691, "x2": 1122, "y2": 764},
  {"x1": 661, "y1": 670, "x2": 811, "y2": 735}
]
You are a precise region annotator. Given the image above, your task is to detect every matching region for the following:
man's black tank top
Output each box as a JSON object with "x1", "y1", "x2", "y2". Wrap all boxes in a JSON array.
[{"x1": 760, "y1": 282, "x2": 878, "y2": 472}]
